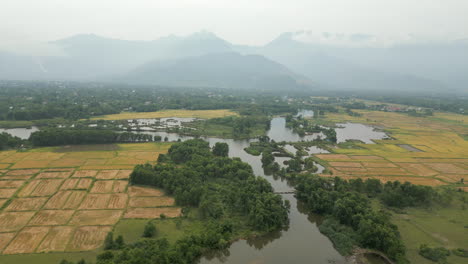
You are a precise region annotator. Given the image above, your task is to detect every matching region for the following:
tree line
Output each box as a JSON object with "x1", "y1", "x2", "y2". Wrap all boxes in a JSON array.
[
  {"x1": 294, "y1": 176, "x2": 445, "y2": 263},
  {"x1": 29, "y1": 129, "x2": 160, "y2": 146}
]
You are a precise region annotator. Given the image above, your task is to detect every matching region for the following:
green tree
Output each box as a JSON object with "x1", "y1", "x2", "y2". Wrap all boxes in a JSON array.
[
  {"x1": 261, "y1": 151, "x2": 274, "y2": 167},
  {"x1": 114, "y1": 235, "x2": 124, "y2": 249},
  {"x1": 103, "y1": 232, "x2": 114, "y2": 250},
  {"x1": 212, "y1": 142, "x2": 229, "y2": 157},
  {"x1": 143, "y1": 222, "x2": 157, "y2": 238}
]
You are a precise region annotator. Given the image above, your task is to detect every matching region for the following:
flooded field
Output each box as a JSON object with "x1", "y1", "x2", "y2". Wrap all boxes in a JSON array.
[{"x1": 0, "y1": 127, "x2": 39, "y2": 140}]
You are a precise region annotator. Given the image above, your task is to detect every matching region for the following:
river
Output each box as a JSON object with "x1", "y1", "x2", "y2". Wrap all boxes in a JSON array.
[
  {"x1": 129, "y1": 116, "x2": 385, "y2": 264},
  {"x1": 1, "y1": 113, "x2": 387, "y2": 263}
]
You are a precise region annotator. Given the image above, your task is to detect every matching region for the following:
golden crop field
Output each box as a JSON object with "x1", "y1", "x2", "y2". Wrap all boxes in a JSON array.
[
  {"x1": 90, "y1": 109, "x2": 238, "y2": 120},
  {"x1": 0, "y1": 142, "x2": 180, "y2": 255},
  {"x1": 316, "y1": 110, "x2": 468, "y2": 187}
]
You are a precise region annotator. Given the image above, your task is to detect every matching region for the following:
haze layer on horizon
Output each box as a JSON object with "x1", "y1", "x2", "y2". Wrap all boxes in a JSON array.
[{"x1": 1, "y1": 0, "x2": 467, "y2": 49}]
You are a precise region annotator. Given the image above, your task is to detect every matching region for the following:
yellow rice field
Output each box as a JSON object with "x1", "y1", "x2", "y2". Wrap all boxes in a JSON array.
[
  {"x1": 0, "y1": 142, "x2": 180, "y2": 255},
  {"x1": 315, "y1": 110, "x2": 468, "y2": 188},
  {"x1": 90, "y1": 109, "x2": 238, "y2": 120}
]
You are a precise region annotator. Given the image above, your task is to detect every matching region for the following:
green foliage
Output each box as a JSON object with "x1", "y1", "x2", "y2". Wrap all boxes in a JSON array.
[
  {"x1": 104, "y1": 232, "x2": 114, "y2": 250},
  {"x1": 130, "y1": 139, "x2": 289, "y2": 233},
  {"x1": 380, "y1": 181, "x2": 438, "y2": 208},
  {"x1": 295, "y1": 176, "x2": 407, "y2": 262},
  {"x1": 0, "y1": 132, "x2": 26, "y2": 150},
  {"x1": 114, "y1": 235, "x2": 125, "y2": 249},
  {"x1": 212, "y1": 142, "x2": 229, "y2": 157},
  {"x1": 419, "y1": 244, "x2": 451, "y2": 263},
  {"x1": 142, "y1": 221, "x2": 157, "y2": 238},
  {"x1": 29, "y1": 129, "x2": 155, "y2": 146},
  {"x1": 318, "y1": 218, "x2": 357, "y2": 255},
  {"x1": 261, "y1": 151, "x2": 274, "y2": 167},
  {"x1": 451, "y1": 248, "x2": 468, "y2": 258}
]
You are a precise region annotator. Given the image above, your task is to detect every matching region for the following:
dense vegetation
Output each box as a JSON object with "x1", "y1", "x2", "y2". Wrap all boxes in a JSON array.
[
  {"x1": 0, "y1": 81, "x2": 298, "y2": 122},
  {"x1": 131, "y1": 139, "x2": 289, "y2": 231},
  {"x1": 59, "y1": 139, "x2": 289, "y2": 264},
  {"x1": 29, "y1": 129, "x2": 158, "y2": 146},
  {"x1": 295, "y1": 176, "x2": 443, "y2": 263},
  {"x1": 0, "y1": 132, "x2": 26, "y2": 150},
  {"x1": 285, "y1": 115, "x2": 337, "y2": 142}
]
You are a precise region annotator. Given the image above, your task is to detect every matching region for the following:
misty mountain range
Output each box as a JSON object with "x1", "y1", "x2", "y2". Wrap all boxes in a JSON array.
[{"x1": 0, "y1": 31, "x2": 467, "y2": 92}]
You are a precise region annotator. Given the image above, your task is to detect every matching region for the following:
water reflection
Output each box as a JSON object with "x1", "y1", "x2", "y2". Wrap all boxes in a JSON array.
[
  {"x1": 335, "y1": 123, "x2": 388, "y2": 144},
  {"x1": 0, "y1": 126, "x2": 39, "y2": 139}
]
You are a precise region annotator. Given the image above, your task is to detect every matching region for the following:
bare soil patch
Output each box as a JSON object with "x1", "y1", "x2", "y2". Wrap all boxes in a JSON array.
[
  {"x1": 76, "y1": 178, "x2": 93, "y2": 189},
  {"x1": 129, "y1": 197, "x2": 175, "y2": 207},
  {"x1": 116, "y1": 170, "x2": 132, "y2": 179},
  {"x1": 6, "y1": 169, "x2": 39, "y2": 176},
  {"x1": 0, "y1": 232, "x2": 15, "y2": 252},
  {"x1": 36, "y1": 171, "x2": 72, "y2": 179},
  {"x1": 128, "y1": 186, "x2": 164, "y2": 197},
  {"x1": 0, "y1": 211, "x2": 35, "y2": 232},
  {"x1": 5, "y1": 197, "x2": 48, "y2": 211},
  {"x1": 60, "y1": 178, "x2": 79, "y2": 190},
  {"x1": 107, "y1": 194, "x2": 128, "y2": 209},
  {"x1": 44, "y1": 190, "x2": 72, "y2": 209},
  {"x1": 36, "y1": 226, "x2": 74, "y2": 252},
  {"x1": 3, "y1": 226, "x2": 50, "y2": 254},
  {"x1": 29, "y1": 210, "x2": 75, "y2": 226},
  {"x1": 79, "y1": 193, "x2": 111, "y2": 209},
  {"x1": 0, "y1": 180, "x2": 25, "y2": 188},
  {"x1": 0, "y1": 188, "x2": 17, "y2": 198},
  {"x1": 67, "y1": 225, "x2": 112, "y2": 251},
  {"x1": 62, "y1": 191, "x2": 87, "y2": 209},
  {"x1": 112, "y1": 180, "x2": 128, "y2": 193},
  {"x1": 30, "y1": 179, "x2": 63, "y2": 196},
  {"x1": 90, "y1": 181, "x2": 114, "y2": 193},
  {"x1": 96, "y1": 170, "x2": 119, "y2": 179},
  {"x1": 72, "y1": 170, "x2": 98, "y2": 178}
]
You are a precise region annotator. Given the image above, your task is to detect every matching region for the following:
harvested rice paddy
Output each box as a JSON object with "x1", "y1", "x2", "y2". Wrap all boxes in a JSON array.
[
  {"x1": 0, "y1": 142, "x2": 180, "y2": 256},
  {"x1": 90, "y1": 109, "x2": 238, "y2": 120},
  {"x1": 314, "y1": 110, "x2": 468, "y2": 188}
]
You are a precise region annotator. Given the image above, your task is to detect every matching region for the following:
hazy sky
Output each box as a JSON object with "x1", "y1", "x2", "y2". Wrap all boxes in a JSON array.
[{"x1": 1, "y1": 0, "x2": 467, "y2": 47}]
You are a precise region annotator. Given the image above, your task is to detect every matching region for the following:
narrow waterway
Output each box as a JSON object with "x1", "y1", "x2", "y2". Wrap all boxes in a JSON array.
[
  {"x1": 122, "y1": 115, "x2": 388, "y2": 263},
  {"x1": 1, "y1": 113, "x2": 388, "y2": 263}
]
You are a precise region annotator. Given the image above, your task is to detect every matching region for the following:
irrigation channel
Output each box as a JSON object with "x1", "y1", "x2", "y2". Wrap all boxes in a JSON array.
[{"x1": 2, "y1": 111, "x2": 388, "y2": 264}]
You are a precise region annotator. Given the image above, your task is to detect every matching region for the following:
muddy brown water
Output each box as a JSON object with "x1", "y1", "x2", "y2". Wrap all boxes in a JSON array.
[{"x1": 2, "y1": 114, "x2": 388, "y2": 263}]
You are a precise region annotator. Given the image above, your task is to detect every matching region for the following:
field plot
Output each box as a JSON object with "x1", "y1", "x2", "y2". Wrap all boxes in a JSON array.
[
  {"x1": 0, "y1": 142, "x2": 180, "y2": 255},
  {"x1": 107, "y1": 194, "x2": 128, "y2": 209},
  {"x1": 29, "y1": 210, "x2": 75, "y2": 226},
  {"x1": 5, "y1": 197, "x2": 48, "y2": 211},
  {"x1": 69, "y1": 210, "x2": 122, "y2": 226},
  {"x1": 3, "y1": 226, "x2": 50, "y2": 254},
  {"x1": 129, "y1": 196, "x2": 175, "y2": 207},
  {"x1": 124, "y1": 207, "x2": 181, "y2": 219},
  {"x1": 90, "y1": 181, "x2": 114, "y2": 193},
  {"x1": 36, "y1": 226, "x2": 74, "y2": 253},
  {"x1": 0, "y1": 212, "x2": 35, "y2": 232},
  {"x1": 315, "y1": 110, "x2": 468, "y2": 187},
  {"x1": 67, "y1": 226, "x2": 112, "y2": 251},
  {"x1": 90, "y1": 109, "x2": 238, "y2": 120},
  {"x1": 79, "y1": 194, "x2": 111, "y2": 209},
  {"x1": 129, "y1": 186, "x2": 164, "y2": 197}
]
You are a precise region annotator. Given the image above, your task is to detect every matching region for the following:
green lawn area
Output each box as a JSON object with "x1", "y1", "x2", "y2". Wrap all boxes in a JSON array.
[
  {"x1": 114, "y1": 217, "x2": 205, "y2": 245},
  {"x1": 0, "y1": 250, "x2": 100, "y2": 264},
  {"x1": 391, "y1": 194, "x2": 468, "y2": 264}
]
